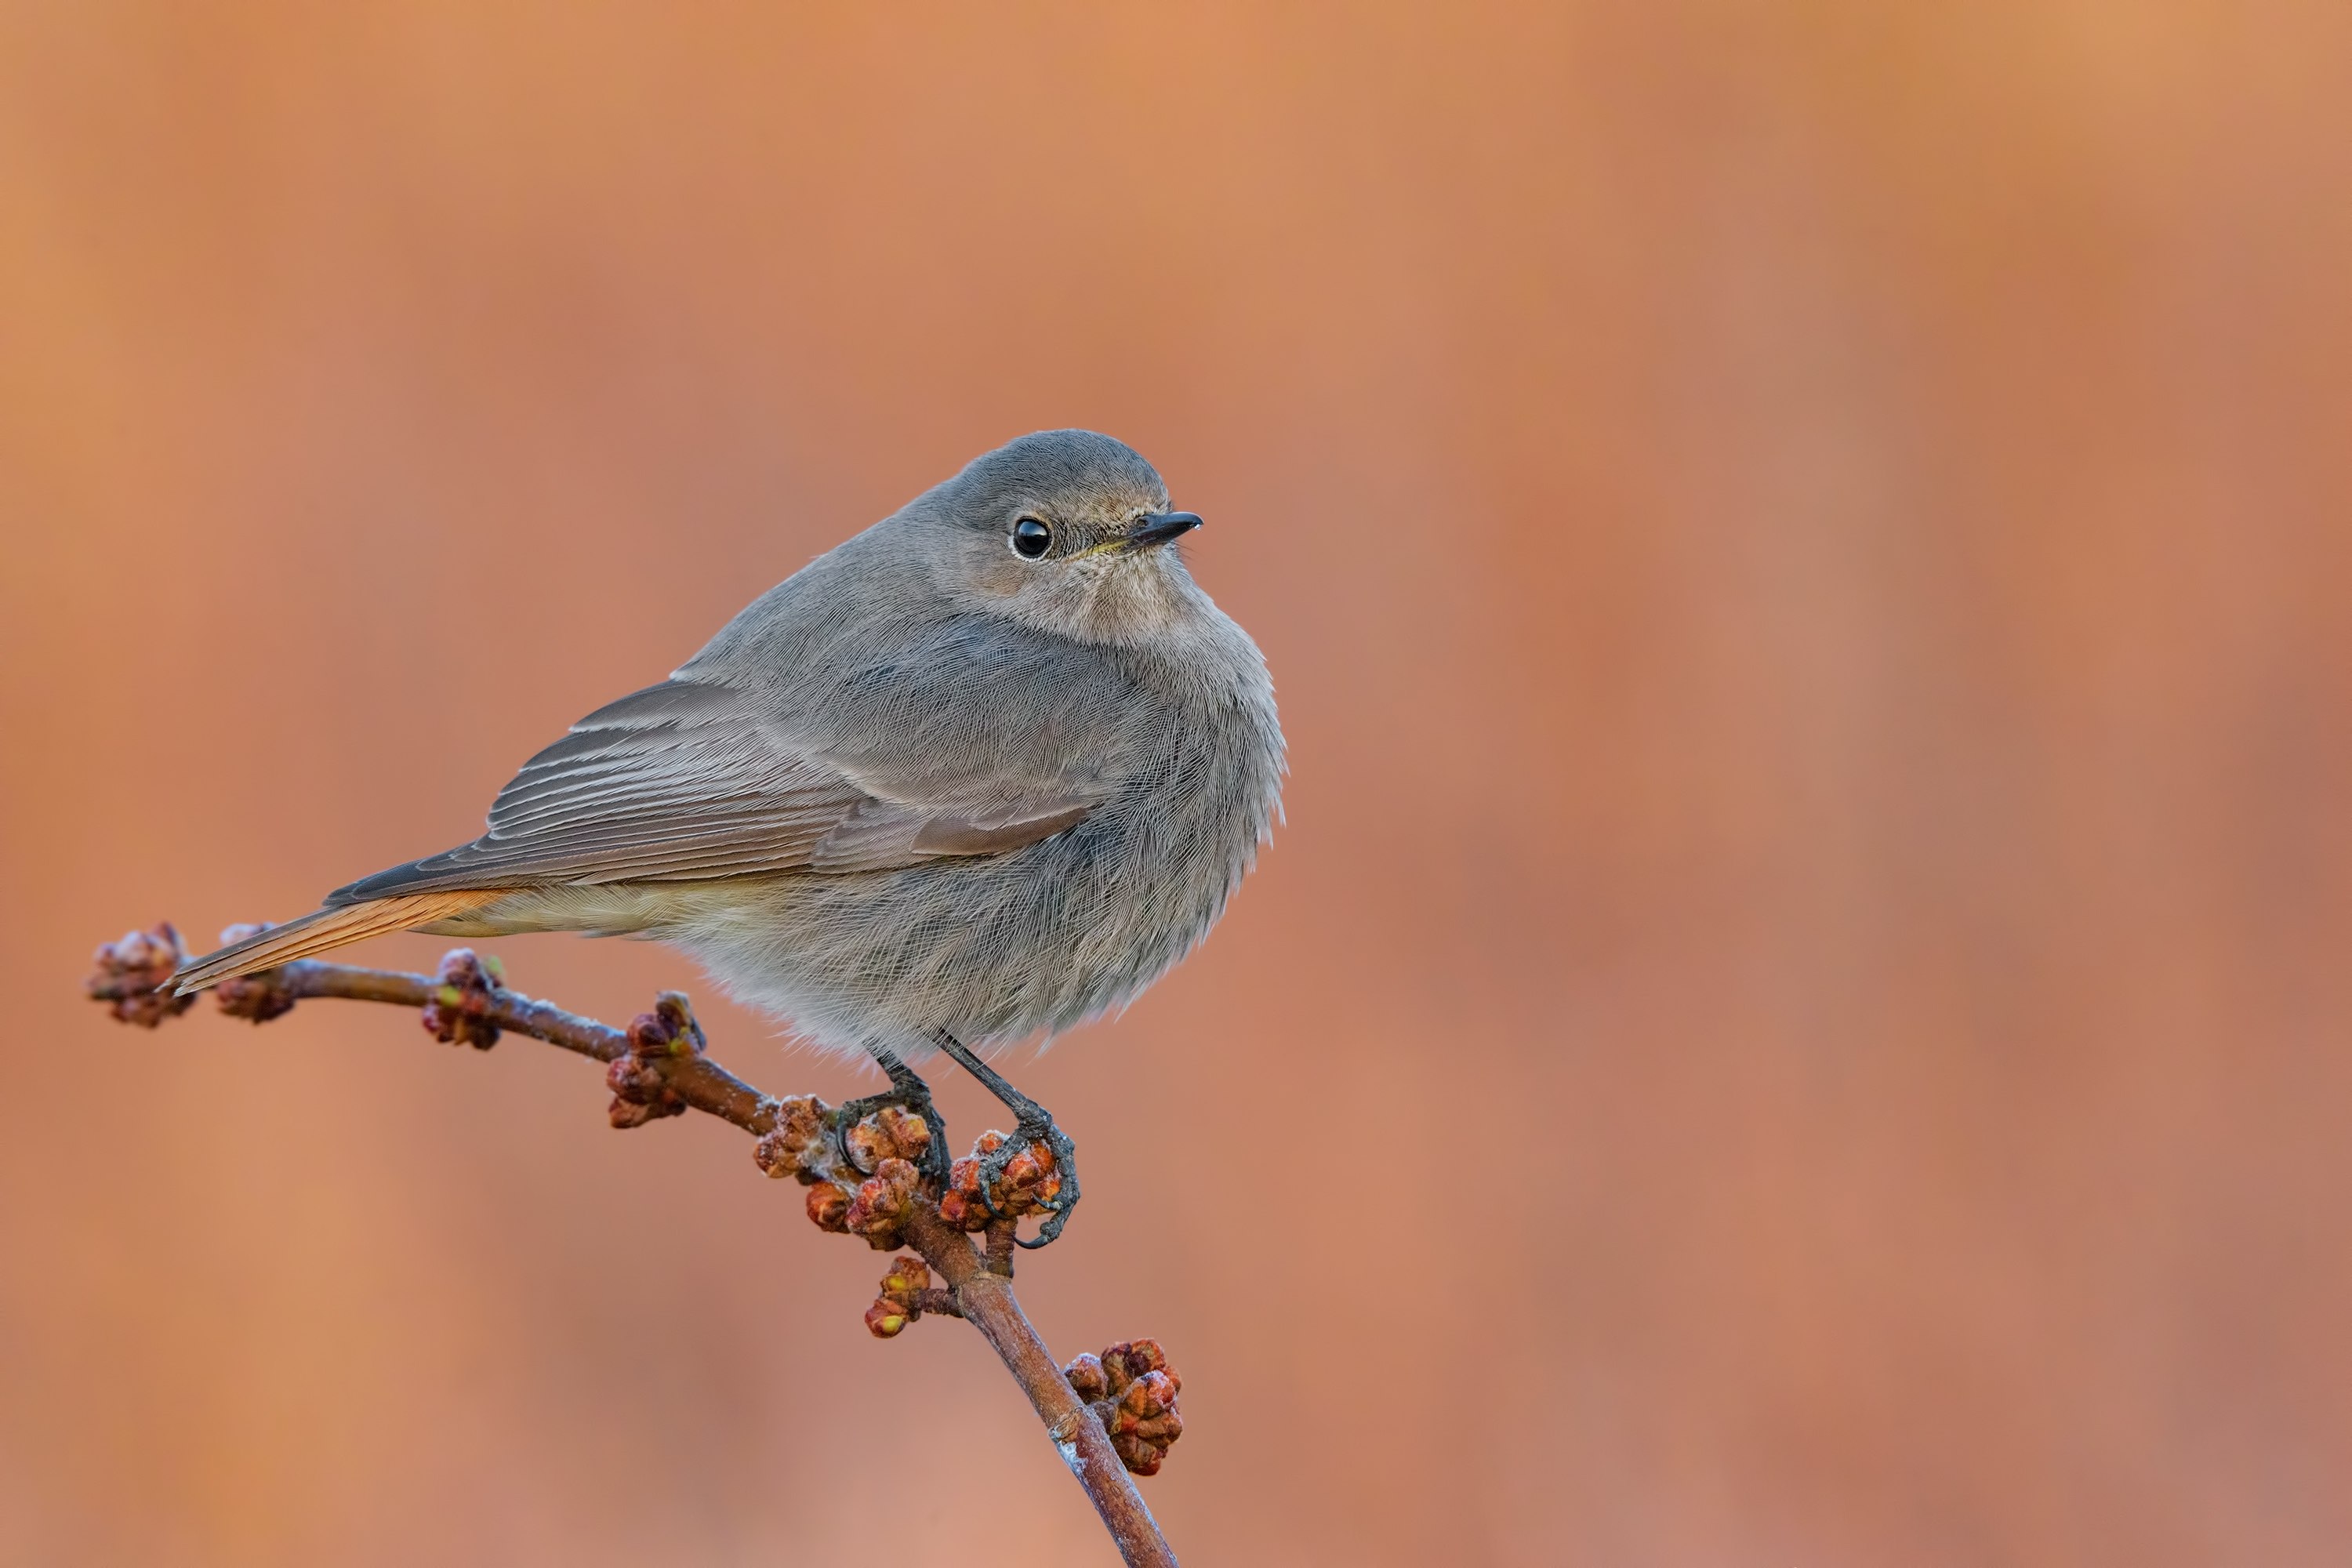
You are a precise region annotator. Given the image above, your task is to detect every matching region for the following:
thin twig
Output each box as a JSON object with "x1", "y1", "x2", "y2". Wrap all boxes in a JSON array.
[
  {"x1": 899, "y1": 1202, "x2": 1173, "y2": 1561},
  {"x1": 88, "y1": 931, "x2": 1178, "y2": 1568}
]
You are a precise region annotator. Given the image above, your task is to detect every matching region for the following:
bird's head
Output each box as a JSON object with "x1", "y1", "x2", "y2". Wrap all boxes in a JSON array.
[{"x1": 916, "y1": 430, "x2": 1208, "y2": 646}]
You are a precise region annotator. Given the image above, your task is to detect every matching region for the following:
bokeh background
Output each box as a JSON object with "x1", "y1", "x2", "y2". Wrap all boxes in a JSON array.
[{"x1": 5, "y1": 4, "x2": 2350, "y2": 1563}]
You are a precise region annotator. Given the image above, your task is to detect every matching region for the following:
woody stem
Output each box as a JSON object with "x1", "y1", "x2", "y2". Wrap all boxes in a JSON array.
[{"x1": 151, "y1": 956, "x2": 1177, "y2": 1568}]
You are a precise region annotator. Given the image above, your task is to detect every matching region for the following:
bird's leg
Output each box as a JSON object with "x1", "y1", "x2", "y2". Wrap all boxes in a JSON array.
[
  {"x1": 930, "y1": 1028, "x2": 1080, "y2": 1247},
  {"x1": 837, "y1": 1044, "x2": 950, "y2": 1185}
]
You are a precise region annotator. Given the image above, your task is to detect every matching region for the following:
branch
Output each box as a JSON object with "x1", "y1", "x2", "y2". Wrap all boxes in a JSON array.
[{"x1": 88, "y1": 923, "x2": 1182, "y2": 1566}]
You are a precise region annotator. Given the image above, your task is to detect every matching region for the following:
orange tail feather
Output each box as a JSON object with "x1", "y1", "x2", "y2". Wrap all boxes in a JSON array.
[{"x1": 171, "y1": 891, "x2": 510, "y2": 993}]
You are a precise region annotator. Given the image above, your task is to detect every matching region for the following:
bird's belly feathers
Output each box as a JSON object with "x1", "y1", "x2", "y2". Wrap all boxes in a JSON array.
[{"x1": 661, "y1": 701, "x2": 1281, "y2": 1058}]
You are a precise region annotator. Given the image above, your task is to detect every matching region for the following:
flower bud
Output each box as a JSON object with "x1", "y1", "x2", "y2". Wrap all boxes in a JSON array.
[
  {"x1": 421, "y1": 949, "x2": 501, "y2": 1050},
  {"x1": 85, "y1": 923, "x2": 196, "y2": 1029},
  {"x1": 805, "y1": 1181, "x2": 851, "y2": 1232},
  {"x1": 1066, "y1": 1338, "x2": 1185, "y2": 1476},
  {"x1": 843, "y1": 1159, "x2": 918, "y2": 1247}
]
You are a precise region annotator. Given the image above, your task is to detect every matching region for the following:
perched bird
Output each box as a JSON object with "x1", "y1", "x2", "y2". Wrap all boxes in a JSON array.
[{"x1": 174, "y1": 430, "x2": 1285, "y2": 1243}]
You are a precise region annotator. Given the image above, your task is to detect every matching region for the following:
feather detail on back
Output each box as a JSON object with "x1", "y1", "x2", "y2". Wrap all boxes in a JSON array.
[
  {"x1": 170, "y1": 891, "x2": 512, "y2": 993},
  {"x1": 326, "y1": 681, "x2": 871, "y2": 900},
  {"x1": 324, "y1": 678, "x2": 1105, "y2": 903}
]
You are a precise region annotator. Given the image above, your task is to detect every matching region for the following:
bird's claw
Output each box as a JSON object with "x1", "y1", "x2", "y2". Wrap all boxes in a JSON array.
[
  {"x1": 978, "y1": 1107, "x2": 1081, "y2": 1247},
  {"x1": 835, "y1": 1080, "x2": 951, "y2": 1186}
]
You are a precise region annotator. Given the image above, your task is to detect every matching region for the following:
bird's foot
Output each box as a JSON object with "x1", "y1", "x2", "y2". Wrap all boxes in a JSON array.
[
  {"x1": 837, "y1": 1055, "x2": 950, "y2": 1186},
  {"x1": 928, "y1": 1028, "x2": 1082, "y2": 1247},
  {"x1": 976, "y1": 1099, "x2": 1081, "y2": 1248}
]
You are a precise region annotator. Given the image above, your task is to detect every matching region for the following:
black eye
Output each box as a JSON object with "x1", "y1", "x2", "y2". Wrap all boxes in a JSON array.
[{"x1": 1010, "y1": 517, "x2": 1052, "y2": 558}]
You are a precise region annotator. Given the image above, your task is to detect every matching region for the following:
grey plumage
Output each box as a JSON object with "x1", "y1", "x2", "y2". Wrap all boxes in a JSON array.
[{"x1": 176, "y1": 430, "x2": 1285, "y2": 1069}]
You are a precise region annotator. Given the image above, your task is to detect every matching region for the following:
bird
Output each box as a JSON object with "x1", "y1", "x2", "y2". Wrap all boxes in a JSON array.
[{"x1": 172, "y1": 430, "x2": 1286, "y2": 1243}]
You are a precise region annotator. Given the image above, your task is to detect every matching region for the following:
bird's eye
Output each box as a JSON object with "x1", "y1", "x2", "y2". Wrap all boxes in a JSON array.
[{"x1": 1010, "y1": 517, "x2": 1052, "y2": 559}]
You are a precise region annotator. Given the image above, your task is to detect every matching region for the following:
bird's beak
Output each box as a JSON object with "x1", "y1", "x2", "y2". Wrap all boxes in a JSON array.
[{"x1": 1122, "y1": 511, "x2": 1203, "y2": 551}]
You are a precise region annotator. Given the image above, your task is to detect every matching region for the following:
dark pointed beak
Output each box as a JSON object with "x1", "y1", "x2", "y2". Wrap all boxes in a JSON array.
[{"x1": 1123, "y1": 510, "x2": 1203, "y2": 551}]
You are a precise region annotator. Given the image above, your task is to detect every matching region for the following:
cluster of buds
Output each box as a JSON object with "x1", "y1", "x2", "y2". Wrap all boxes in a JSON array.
[
  {"x1": 862, "y1": 1254, "x2": 962, "y2": 1338},
  {"x1": 836, "y1": 1112, "x2": 931, "y2": 1249},
  {"x1": 212, "y1": 924, "x2": 299, "y2": 1022},
  {"x1": 752, "y1": 1094, "x2": 846, "y2": 1184},
  {"x1": 938, "y1": 1128, "x2": 1063, "y2": 1230},
  {"x1": 604, "y1": 991, "x2": 703, "y2": 1127},
  {"x1": 420, "y1": 948, "x2": 504, "y2": 1050},
  {"x1": 84, "y1": 915, "x2": 1194, "y2": 1489},
  {"x1": 85, "y1": 924, "x2": 196, "y2": 1028},
  {"x1": 1065, "y1": 1340, "x2": 1184, "y2": 1475},
  {"x1": 756, "y1": 1098, "x2": 935, "y2": 1250},
  {"x1": 843, "y1": 1106, "x2": 934, "y2": 1179}
]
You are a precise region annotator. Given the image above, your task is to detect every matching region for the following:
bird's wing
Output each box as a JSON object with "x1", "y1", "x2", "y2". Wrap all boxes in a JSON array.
[{"x1": 327, "y1": 678, "x2": 1104, "y2": 903}]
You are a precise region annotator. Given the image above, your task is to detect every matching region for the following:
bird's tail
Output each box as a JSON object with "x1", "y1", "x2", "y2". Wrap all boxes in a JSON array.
[{"x1": 171, "y1": 891, "x2": 510, "y2": 994}]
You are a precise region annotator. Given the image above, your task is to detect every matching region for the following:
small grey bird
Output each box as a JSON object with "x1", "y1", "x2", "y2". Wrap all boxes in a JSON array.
[{"x1": 174, "y1": 430, "x2": 1285, "y2": 1243}]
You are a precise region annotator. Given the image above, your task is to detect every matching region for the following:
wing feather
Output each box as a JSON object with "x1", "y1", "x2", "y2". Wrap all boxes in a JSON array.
[{"x1": 330, "y1": 677, "x2": 1102, "y2": 903}]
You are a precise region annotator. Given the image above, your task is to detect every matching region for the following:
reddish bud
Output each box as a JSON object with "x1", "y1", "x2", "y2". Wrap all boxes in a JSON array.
[
  {"x1": 878, "y1": 1254, "x2": 933, "y2": 1306},
  {"x1": 1115, "y1": 1370, "x2": 1180, "y2": 1428},
  {"x1": 1066, "y1": 1338, "x2": 1185, "y2": 1477},
  {"x1": 604, "y1": 1052, "x2": 685, "y2": 1127},
  {"x1": 421, "y1": 949, "x2": 502, "y2": 1050},
  {"x1": 1112, "y1": 1431, "x2": 1174, "y2": 1477},
  {"x1": 936, "y1": 1127, "x2": 1062, "y2": 1228},
  {"x1": 753, "y1": 1095, "x2": 837, "y2": 1181},
  {"x1": 805, "y1": 1181, "x2": 851, "y2": 1232},
  {"x1": 839, "y1": 1103, "x2": 933, "y2": 1173},
  {"x1": 840, "y1": 1116, "x2": 888, "y2": 1173},
  {"x1": 626, "y1": 992, "x2": 706, "y2": 1059},
  {"x1": 212, "y1": 926, "x2": 298, "y2": 1022},
  {"x1": 1102, "y1": 1340, "x2": 1175, "y2": 1392},
  {"x1": 843, "y1": 1158, "x2": 918, "y2": 1247},
  {"x1": 938, "y1": 1151, "x2": 997, "y2": 1230},
  {"x1": 999, "y1": 1145, "x2": 1045, "y2": 1189},
  {"x1": 1064, "y1": 1352, "x2": 1108, "y2": 1403},
  {"x1": 862, "y1": 1254, "x2": 937, "y2": 1339},
  {"x1": 873, "y1": 1105, "x2": 932, "y2": 1163},
  {"x1": 85, "y1": 924, "x2": 196, "y2": 1028},
  {"x1": 603, "y1": 991, "x2": 706, "y2": 1127}
]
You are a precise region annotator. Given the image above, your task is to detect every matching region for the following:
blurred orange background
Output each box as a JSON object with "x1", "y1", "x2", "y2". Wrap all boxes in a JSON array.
[{"x1": 5, "y1": 5, "x2": 2350, "y2": 1563}]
